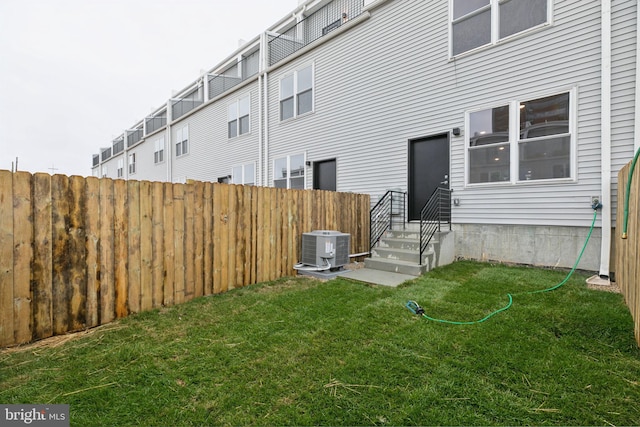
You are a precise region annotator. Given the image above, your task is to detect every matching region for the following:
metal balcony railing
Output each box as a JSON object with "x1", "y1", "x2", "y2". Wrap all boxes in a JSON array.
[
  {"x1": 92, "y1": 154, "x2": 100, "y2": 167},
  {"x1": 208, "y1": 50, "x2": 260, "y2": 101},
  {"x1": 101, "y1": 147, "x2": 112, "y2": 162},
  {"x1": 127, "y1": 128, "x2": 143, "y2": 147},
  {"x1": 145, "y1": 113, "x2": 167, "y2": 135},
  {"x1": 172, "y1": 87, "x2": 203, "y2": 120},
  {"x1": 268, "y1": 0, "x2": 363, "y2": 66},
  {"x1": 112, "y1": 137, "x2": 125, "y2": 155}
]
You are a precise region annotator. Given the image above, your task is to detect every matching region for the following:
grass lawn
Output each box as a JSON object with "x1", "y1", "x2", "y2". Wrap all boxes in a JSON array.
[{"x1": 1, "y1": 261, "x2": 639, "y2": 426}]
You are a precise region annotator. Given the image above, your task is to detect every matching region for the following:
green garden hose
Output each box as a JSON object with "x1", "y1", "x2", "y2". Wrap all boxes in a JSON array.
[
  {"x1": 407, "y1": 209, "x2": 599, "y2": 325},
  {"x1": 622, "y1": 146, "x2": 640, "y2": 239}
]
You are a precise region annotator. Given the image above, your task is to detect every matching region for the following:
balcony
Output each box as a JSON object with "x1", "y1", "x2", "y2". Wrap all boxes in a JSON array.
[
  {"x1": 172, "y1": 86, "x2": 203, "y2": 120},
  {"x1": 268, "y1": 0, "x2": 363, "y2": 66},
  {"x1": 208, "y1": 50, "x2": 260, "y2": 101},
  {"x1": 127, "y1": 127, "x2": 143, "y2": 147},
  {"x1": 101, "y1": 147, "x2": 112, "y2": 162},
  {"x1": 145, "y1": 111, "x2": 167, "y2": 135},
  {"x1": 92, "y1": 154, "x2": 100, "y2": 167},
  {"x1": 112, "y1": 136, "x2": 125, "y2": 155}
]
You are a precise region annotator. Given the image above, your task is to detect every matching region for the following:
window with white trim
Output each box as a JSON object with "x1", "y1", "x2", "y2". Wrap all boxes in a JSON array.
[
  {"x1": 279, "y1": 64, "x2": 313, "y2": 121},
  {"x1": 451, "y1": 0, "x2": 549, "y2": 56},
  {"x1": 102, "y1": 165, "x2": 108, "y2": 178},
  {"x1": 176, "y1": 124, "x2": 189, "y2": 157},
  {"x1": 273, "y1": 154, "x2": 305, "y2": 189},
  {"x1": 228, "y1": 95, "x2": 250, "y2": 138},
  {"x1": 128, "y1": 153, "x2": 136, "y2": 175},
  {"x1": 232, "y1": 163, "x2": 256, "y2": 186},
  {"x1": 154, "y1": 137, "x2": 165, "y2": 164},
  {"x1": 117, "y1": 159, "x2": 124, "y2": 178},
  {"x1": 467, "y1": 91, "x2": 572, "y2": 185}
]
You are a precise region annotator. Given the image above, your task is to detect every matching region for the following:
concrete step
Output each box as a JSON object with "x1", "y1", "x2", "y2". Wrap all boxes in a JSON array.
[
  {"x1": 364, "y1": 257, "x2": 429, "y2": 276},
  {"x1": 384, "y1": 229, "x2": 420, "y2": 240},
  {"x1": 371, "y1": 246, "x2": 434, "y2": 264},
  {"x1": 378, "y1": 237, "x2": 439, "y2": 251}
]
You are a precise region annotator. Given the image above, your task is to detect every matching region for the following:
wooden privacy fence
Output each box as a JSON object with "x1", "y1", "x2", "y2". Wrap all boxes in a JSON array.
[
  {"x1": 0, "y1": 170, "x2": 370, "y2": 348},
  {"x1": 616, "y1": 158, "x2": 640, "y2": 345}
]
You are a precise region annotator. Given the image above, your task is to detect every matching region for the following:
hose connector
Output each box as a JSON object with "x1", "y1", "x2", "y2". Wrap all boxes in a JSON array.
[{"x1": 622, "y1": 232, "x2": 627, "y2": 239}]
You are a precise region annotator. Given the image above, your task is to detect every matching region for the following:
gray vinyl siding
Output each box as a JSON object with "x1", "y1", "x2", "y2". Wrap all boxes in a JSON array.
[
  {"x1": 171, "y1": 82, "x2": 260, "y2": 183},
  {"x1": 267, "y1": 0, "x2": 610, "y2": 227},
  {"x1": 611, "y1": 0, "x2": 638, "y2": 225}
]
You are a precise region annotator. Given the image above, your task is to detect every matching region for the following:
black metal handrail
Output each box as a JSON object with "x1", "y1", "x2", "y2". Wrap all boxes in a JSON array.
[
  {"x1": 370, "y1": 190, "x2": 406, "y2": 251},
  {"x1": 419, "y1": 187, "x2": 452, "y2": 265}
]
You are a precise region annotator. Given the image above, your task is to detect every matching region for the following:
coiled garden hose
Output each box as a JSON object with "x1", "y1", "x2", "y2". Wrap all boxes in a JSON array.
[
  {"x1": 622, "y1": 146, "x2": 640, "y2": 239},
  {"x1": 407, "y1": 209, "x2": 599, "y2": 325}
]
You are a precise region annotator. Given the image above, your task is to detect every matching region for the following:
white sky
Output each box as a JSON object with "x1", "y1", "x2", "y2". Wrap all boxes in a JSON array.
[{"x1": 0, "y1": 0, "x2": 296, "y2": 176}]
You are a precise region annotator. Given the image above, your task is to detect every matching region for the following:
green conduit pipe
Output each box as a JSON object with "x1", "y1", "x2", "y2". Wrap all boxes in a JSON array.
[
  {"x1": 622, "y1": 146, "x2": 640, "y2": 239},
  {"x1": 406, "y1": 209, "x2": 599, "y2": 325}
]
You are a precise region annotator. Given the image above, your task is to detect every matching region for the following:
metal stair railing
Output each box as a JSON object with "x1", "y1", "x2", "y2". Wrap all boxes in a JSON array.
[
  {"x1": 370, "y1": 190, "x2": 406, "y2": 252},
  {"x1": 419, "y1": 187, "x2": 452, "y2": 265}
]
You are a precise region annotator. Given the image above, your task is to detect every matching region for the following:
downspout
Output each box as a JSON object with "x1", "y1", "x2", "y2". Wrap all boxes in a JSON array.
[
  {"x1": 599, "y1": 0, "x2": 612, "y2": 278},
  {"x1": 264, "y1": 71, "x2": 269, "y2": 186},
  {"x1": 635, "y1": 0, "x2": 640, "y2": 153},
  {"x1": 258, "y1": 32, "x2": 265, "y2": 186},
  {"x1": 166, "y1": 100, "x2": 173, "y2": 182}
]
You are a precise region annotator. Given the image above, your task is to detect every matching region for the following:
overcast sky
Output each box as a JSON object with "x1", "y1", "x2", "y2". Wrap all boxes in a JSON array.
[{"x1": 0, "y1": 0, "x2": 296, "y2": 176}]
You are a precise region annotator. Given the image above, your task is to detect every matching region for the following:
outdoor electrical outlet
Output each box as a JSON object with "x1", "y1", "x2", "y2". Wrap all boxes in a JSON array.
[{"x1": 591, "y1": 196, "x2": 600, "y2": 207}]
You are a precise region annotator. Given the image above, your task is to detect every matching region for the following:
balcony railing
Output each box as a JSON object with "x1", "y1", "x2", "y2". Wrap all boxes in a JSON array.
[
  {"x1": 92, "y1": 154, "x2": 100, "y2": 167},
  {"x1": 101, "y1": 147, "x2": 112, "y2": 162},
  {"x1": 208, "y1": 50, "x2": 260, "y2": 100},
  {"x1": 268, "y1": 0, "x2": 363, "y2": 66},
  {"x1": 127, "y1": 128, "x2": 143, "y2": 147},
  {"x1": 172, "y1": 87, "x2": 203, "y2": 120},
  {"x1": 112, "y1": 137, "x2": 125, "y2": 155},
  {"x1": 145, "y1": 113, "x2": 167, "y2": 135}
]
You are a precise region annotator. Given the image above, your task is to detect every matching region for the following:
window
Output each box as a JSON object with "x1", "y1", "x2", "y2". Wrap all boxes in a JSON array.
[
  {"x1": 117, "y1": 159, "x2": 124, "y2": 178},
  {"x1": 274, "y1": 154, "x2": 305, "y2": 189},
  {"x1": 154, "y1": 137, "x2": 165, "y2": 164},
  {"x1": 176, "y1": 125, "x2": 189, "y2": 157},
  {"x1": 451, "y1": 0, "x2": 548, "y2": 56},
  {"x1": 231, "y1": 163, "x2": 256, "y2": 186},
  {"x1": 466, "y1": 91, "x2": 572, "y2": 185},
  {"x1": 279, "y1": 64, "x2": 314, "y2": 121},
  {"x1": 228, "y1": 95, "x2": 250, "y2": 138},
  {"x1": 128, "y1": 153, "x2": 136, "y2": 175},
  {"x1": 102, "y1": 165, "x2": 108, "y2": 178}
]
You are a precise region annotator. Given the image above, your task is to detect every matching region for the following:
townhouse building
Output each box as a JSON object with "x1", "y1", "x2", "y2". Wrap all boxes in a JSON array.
[{"x1": 92, "y1": 0, "x2": 640, "y2": 277}]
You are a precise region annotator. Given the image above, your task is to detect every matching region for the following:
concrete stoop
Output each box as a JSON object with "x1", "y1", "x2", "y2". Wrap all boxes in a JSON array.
[{"x1": 365, "y1": 225, "x2": 455, "y2": 277}]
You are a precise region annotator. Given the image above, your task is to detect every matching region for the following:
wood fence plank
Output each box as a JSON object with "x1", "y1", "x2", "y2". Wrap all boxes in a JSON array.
[
  {"x1": 219, "y1": 184, "x2": 230, "y2": 293},
  {"x1": 232, "y1": 185, "x2": 243, "y2": 289},
  {"x1": 194, "y1": 182, "x2": 205, "y2": 298},
  {"x1": 68, "y1": 175, "x2": 87, "y2": 332},
  {"x1": 212, "y1": 183, "x2": 222, "y2": 293},
  {"x1": 203, "y1": 182, "x2": 213, "y2": 295},
  {"x1": 255, "y1": 187, "x2": 265, "y2": 284},
  {"x1": 127, "y1": 181, "x2": 141, "y2": 314},
  {"x1": 0, "y1": 170, "x2": 15, "y2": 346},
  {"x1": 184, "y1": 182, "x2": 196, "y2": 300},
  {"x1": 242, "y1": 185, "x2": 252, "y2": 287},
  {"x1": 163, "y1": 184, "x2": 175, "y2": 306},
  {"x1": 140, "y1": 181, "x2": 153, "y2": 312},
  {"x1": 114, "y1": 179, "x2": 128, "y2": 318},
  {"x1": 173, "y1": 184, "x2": 185, "y2": 304},
  {"x1": 51, "y1": 175, "x2": 71, "y2": 335},
  {"x1": 270, "y1": 188, "x2": 278, "y2": 281},
  {"x1": 32, "y1": 173, "x2": 53, "y2": 340},
  {"x1": 84, "y1": 177, "x2": 100, "y2": 328},
  {"x1": 151, "y1": 182, "x2": 164, "y2": 308},
  {"x1": 12, "y1": 172, "x2": 32, "y2": 344},
  {"x1": 249, "y1": 185, "x2": 258, "y2": 286},
  {"x1": 99, "y1": 178, "x2": 115, "y2": 324},
  {"x1": 227, "y1": 185, "x2": 238, "y2": 290}
]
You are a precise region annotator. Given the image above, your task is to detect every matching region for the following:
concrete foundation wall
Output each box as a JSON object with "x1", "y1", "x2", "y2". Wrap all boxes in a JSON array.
[{"x1": 453, "y1": 224, "x2": 604, "y2": 272}]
